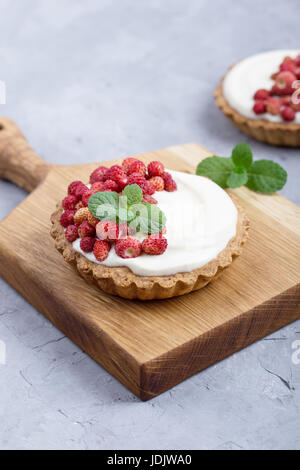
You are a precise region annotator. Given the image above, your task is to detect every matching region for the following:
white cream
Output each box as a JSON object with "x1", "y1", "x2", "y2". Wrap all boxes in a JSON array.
[
  {"x1": 223, "y1": 49, "x2": 300, "y2": 124},
  {"x1": 72, "y1": 170, "x2": 238, "y2": 276}
]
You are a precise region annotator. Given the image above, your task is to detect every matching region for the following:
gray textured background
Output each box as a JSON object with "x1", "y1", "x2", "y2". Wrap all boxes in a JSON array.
[{"x1": 0, "y1": 0, "x2": 300, "y2": 451}]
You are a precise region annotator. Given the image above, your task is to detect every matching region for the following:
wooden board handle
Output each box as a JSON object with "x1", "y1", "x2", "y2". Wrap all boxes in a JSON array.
[{"x1": 0, "y1": 117, "x2": 52, "y2": 192}]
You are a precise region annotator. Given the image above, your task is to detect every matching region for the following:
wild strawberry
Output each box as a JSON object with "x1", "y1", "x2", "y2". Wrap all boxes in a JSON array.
[
  {"x1": 78, "y1": 220, "x2": 96, "y2": 238},
  {"x1": 253, "y1": 100, "x2": 266, "y2": 114},
  {"x1": 102, "y1": 179, "x2": 119, "y2": 191},
  {"x1": 62, "y1": 195, "x2": 78, "y2": 210},
  {"x1": 266, "y1": 97, "x2": 281, "y2": 115},
  {"x1": 68, "y1": 180, "x2": 83, "y2": 196},
  {"x1": 80, "y1": 236, "x2": 96, "y2": 253},
  {"x1": 96, "y1": 221, "x2": 120, "y2": 242},
  {"x1": 87, "y1": 212, "x2": 99, "y2": 227},
  {"x1": 164, "y1": 177, "x2": 177, "y2": 192},
  {"x1": 147, "y1": 161, "x2": 165, "y2": 177},
  {"x1": 142, "y1": 195, "x2": 158, "y2": 204},
  {"x1": 138, "y1": 180, "x2": 155, "y2": 195},
  {"x1": 280, "y1": 60, "x2": 296, "y2": 73},
  {"x1": 142, "y1": 236, "x2": 167, "y2": 255},
  {"x1": 291, "y1": 99, "x2": 300, "y2": 111},
  {"x1": 107, "y1": 165, "x2": 127, "y2": 183},
  {"x1": 91, "y1": 182, "x2": 104, "y2": 193},
  {"x1": 127, "y1": 173, "x2": 146, "y2": 186},
  {"x1": 75, "y1": 183, "x2": 89, "y2": 201},
  {"x1": 149, "y1": 176, "x2": 164, "y2": 191},
  {"x1": 122, "y1": 157, "x2": 139, "y2": 174},
  {"x1": 89, "y1": 166, "x2": 108, "y2": 184},
  {"x1": 60, "y1": 210, "x2": 75, "y2": 228},
  {"x1": 117, "y1": 176, "x2": 128, "y2": 190},
  {"x1": 295, "y1": 67, "x2": 300, "y2": 80},
  {"x1": 82, "y1": 190, "x2": 93, "y2": 207},
  {"x1": 93, "y1": 240, "x2": 111, "y2": 262},
  {"x1": 274, "y1": 71, "x2": 297, "y2": 96},
  {"x1": 65, "y1": 225, "x2": 79, "y2": 242},
  {"x1": 281, "y1": 106, "x2": 296, "y2": 122},
  {"x1": 296, "y1": 55, "x2": 300, "y2": 66},
  {"x1": 253, "y1": 89, "x2": 269, "y2": 101},
  {"x1": 280, "y1": 96, "x2": 291, "y2": 106},
  {"x1": 115, "y1": 237, "x2": 142, "y2": 259},
  {"x1": 127, "y1": 160, "x2": 146, "y2": 176},
  {"x1": 74, "y1": 207, "x2": 90, "y2": 225}
]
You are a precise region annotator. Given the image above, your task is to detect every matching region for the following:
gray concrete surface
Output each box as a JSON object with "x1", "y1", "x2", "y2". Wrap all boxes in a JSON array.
[{"x1": 0, "y1": 0, "x2": 300, "y2": 450}]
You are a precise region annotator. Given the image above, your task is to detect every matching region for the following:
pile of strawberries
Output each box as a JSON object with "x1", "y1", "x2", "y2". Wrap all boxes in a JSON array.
[
  {"x1": 253, "y1": 54, "x2": 300, "y2": 122},
  {"x1": 59, "y1": 158, "x2": 176, "y2": 262}
]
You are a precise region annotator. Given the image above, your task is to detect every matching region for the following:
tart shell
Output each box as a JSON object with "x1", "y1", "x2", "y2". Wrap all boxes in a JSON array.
[
  {"x1": 50, "y1": 198, "x2": 249, "y2": 300},
  {"x1": 214, "y1": 81, "x2": 300, "y2": 147}
]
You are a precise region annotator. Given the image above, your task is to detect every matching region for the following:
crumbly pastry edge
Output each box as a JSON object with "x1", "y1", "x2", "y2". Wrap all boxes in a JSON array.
[
  {"x1": 214, "y1": 79, "x2": 300, "y2": 147},
  {"x1": 50, "y1": 198, "x2": 250, "y2": 300}
]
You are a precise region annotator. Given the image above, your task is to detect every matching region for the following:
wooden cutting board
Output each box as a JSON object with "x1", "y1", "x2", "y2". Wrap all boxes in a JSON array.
[{"x1": 0, "y1": 117, "x2": 300, "y2": 401}]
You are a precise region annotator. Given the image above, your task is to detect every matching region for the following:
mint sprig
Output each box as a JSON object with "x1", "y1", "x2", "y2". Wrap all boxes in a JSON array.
[
  {"x1": 196, "y1": 143, "x2": 287, "y2": 193},
  {"x1": 88, "y1": 184, "x2": 166, "y2": 234}
]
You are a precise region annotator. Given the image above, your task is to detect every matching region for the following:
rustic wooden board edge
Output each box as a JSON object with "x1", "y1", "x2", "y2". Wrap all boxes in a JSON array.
[
  {"x1": 0, "y1": 248, "x2": 143, "y2": 398},
  {"x1": 140, "y1": 283, "x2": 300, "y2": 400}
]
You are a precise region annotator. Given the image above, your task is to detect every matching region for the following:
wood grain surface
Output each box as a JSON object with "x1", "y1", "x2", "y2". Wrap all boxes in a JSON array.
[{"x1": 0, "y1": 119, "x2": 299, "y2": 400}]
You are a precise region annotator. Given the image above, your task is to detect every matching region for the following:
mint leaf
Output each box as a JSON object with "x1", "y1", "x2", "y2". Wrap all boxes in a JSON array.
[
  {"x1": 88, "y1": 191, "x2": 119, "y2": 219},
  {"x1": 246, "y1": 160, "x2": 287, "y2": 193},
  {"x1": 196, "y1": 156, "x2": 235, "y2": 188},
  {"x1": 128, "y1": 203, "x2": 166, "y2": 234},
  {"x1": 227, "y1": 168, "x2": 248, "y2": 188},
  {"x1": 232, "y1": 143, "x2": 253, "y2": 169},
  {"x1": 122, "y1": 184, "x2": 143, "y2": 206}
]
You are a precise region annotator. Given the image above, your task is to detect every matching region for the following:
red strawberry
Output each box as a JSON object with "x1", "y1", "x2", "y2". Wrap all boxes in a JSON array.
[
  {"x1": 60, "y1": 210, "x2": 75, "y2": 228},
  {"x1": 253, "y1": 89, "x2": 269, "y2": 101},
  {"x1": 127, "y1": 160, "x2": 146, "y2": 176},
  {"x1": 78, "y1": 220, "x2": 96, "y2": 238},
  {"x1": 89, "y1": 166, "x2": 108, "y2": 184},
  {"x1": 62, "y1": 195, "x2": 78, "y2": 210},
  {"x1": 142, "y1": 236, "x2": 168, "y2": 255},
  {"x1": 75, "y1": 183, "x2": 89, "y2": 201},
  {"x1": 266, "y1": 97, "x2": 281, "y2": 115},
  {"x1": 93, "y1": 240, "x2": 111, "y2": 262},
  {"x1": 96, "y1": 221, "x2": 120, "y2": 242},
  {"x1": 273, "y1": 71, "x2": 297, "y2": 96},
  {"x1": 91, "y1": 182, "x2": 104, "y2": 193},
  {"x1": 80, "y1": 236, "x2": 96, "y2": 253},
  {"x1": 87, "y1": 212, "x2": 99, "y2": 227},
  {"x1": 280, "y1": 96, "x2": 291, "y2": 106},
  {"x1": 127, "y1": 173, "x2": 146, "y2": 186},
  {"x1": 115, "y1": 237, "x2": 142, "y2": 259},
  {"x1": 253, "y1": 100, "x2": 266, "y2": 115},
  {"x1": 279, "y1": 60, "x2": 296, "y2": 73},
  {"x1": 117, "y1": 176, "x2": 128, "y2": 190},
  {"x1": 164, "y1": 177, "x2": 177, "y2": 192},
  {"x1": 107, "y1": 165, "x2": 127, "y2": 183},
  {"x1": 102, "y1": 179, "x2": 119, "y2": 191},
  {"x1": 122, "y1": 157, "x2": 139, "y2": 174},
  {"x1": 142, "y1": 195, "x2": 158, "y2": 205},
  {"x1": 147, "y1": 161, "x2": 165, "y2": 177},
  {"x1": 281, "y1": 106, "x2": 296, "y2": 122},
  {"x1": 149, "y1": 176, "x2": 164, "y2": 191},
  {"x1": 68, "y1": 180, "x2": 83, "y2": 196},
  {"x1": 82, "y1": 190, "x2": 93, "y2": 207},
  {"x1": 65, "y1": 225, "x2": 79, "y2": 242},
  {"x1": 296, "y1": 55, "x2": 300, "y2": 66}
]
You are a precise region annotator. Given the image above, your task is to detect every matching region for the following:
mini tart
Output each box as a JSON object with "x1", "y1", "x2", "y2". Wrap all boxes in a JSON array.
[
  {"x1": 214, "y1": 81, "x2": 300, "y2": 147},
  {"x1": 50, "y1": 199, "x2": 249, "y2": 301}
]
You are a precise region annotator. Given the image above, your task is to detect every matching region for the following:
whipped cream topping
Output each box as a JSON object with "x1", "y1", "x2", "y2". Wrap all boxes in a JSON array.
[
  {"x1": 72, "y1": 170, "x2": 238, "y2": 277},
  {"x1": 223, "y1": 49, "x2": 300, "y2": 124}
]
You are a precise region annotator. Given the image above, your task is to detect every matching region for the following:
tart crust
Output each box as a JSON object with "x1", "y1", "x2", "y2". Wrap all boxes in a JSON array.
[
  {"x1": 50, "y1": 198, "x2": 249, "y2": 300},
  {"x1": 214, "y1": 78, "x2": 300, "y2": 147}
]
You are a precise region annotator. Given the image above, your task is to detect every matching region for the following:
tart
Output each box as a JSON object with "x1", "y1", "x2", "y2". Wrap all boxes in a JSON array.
[
  {"x1": 50, "y1": 159, "x2": 249, "y2": 300},
  {"x1": 215, "y1": 50, "x2": 300, "y2": 147}
]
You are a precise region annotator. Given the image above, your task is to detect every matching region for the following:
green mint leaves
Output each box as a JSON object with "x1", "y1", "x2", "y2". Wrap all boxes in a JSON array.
[
  {"x1": 196, "y1": 143, "x2": 287, "y2": 193},
  {"x1": 88, "y1": 184, "x2": 166, "y2": 234}
]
